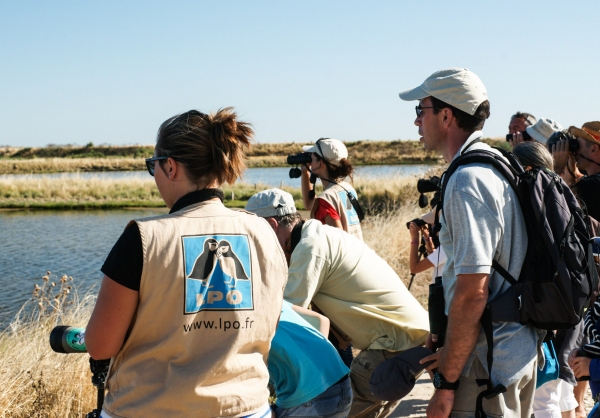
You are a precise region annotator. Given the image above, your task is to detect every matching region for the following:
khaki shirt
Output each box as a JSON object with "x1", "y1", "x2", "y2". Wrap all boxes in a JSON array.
[
  {"x1": 313, "y1": 181, "x2": 363, "y2": 241},
  {"x1": 103, "y1": 201, "x2": 287, "y2": 418},
  {"x1": 284, "y1": 220, "x2": 429, "y2": 352}
]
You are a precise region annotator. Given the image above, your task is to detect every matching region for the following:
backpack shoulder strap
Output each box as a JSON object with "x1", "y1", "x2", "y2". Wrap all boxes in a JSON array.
[{"x1": 335, "y1": 182, "x2": 365, "y2": 223}]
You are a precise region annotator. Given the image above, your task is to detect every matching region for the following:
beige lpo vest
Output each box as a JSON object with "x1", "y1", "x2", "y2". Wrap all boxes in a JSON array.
[
  {"x1": 102, "y1": 201, "x2": 287, "y2": 418},
  {"x1": 313, "y1": 181, "x2": 363, "y2": 241}
]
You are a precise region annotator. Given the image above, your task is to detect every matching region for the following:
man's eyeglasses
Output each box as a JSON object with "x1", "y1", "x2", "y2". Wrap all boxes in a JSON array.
[
  {"x1": 145, "y1": 156, "x2": 186, "y2": 177},
  {"x1": 415, "y1": 106, "x2": 436, "y2": 118}
]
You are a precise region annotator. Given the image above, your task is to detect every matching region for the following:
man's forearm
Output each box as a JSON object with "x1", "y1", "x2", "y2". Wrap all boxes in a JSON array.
[{"x1": 438, "y1": 273, "x2": 489, "y2": 382}]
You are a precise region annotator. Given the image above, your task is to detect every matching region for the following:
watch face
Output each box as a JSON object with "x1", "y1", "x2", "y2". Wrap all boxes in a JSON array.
[{"x1": 433, "y1": 373, "x2": 442, "y2": 388}]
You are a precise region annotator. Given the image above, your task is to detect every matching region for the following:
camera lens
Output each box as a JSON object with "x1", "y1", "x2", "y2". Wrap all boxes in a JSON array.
[{"x1": 289, "y1": 167, "x2": 302, "y2": 179}]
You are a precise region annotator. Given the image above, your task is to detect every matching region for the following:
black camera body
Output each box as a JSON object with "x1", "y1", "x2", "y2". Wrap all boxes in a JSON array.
[
  {"x1": 287, "y1": 152, "x2": 313, "y2": 179},
  {"x1": 406, "y1": 218, "x2": 427, "y2": 229},
  {"x1": 506, "y1": 131, "x2": 532, "y2": 142}
]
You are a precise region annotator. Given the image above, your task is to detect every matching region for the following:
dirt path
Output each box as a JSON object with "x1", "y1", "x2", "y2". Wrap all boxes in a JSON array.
[{"x1": 390, "y1": 374, "x2": 434, "y2": 418}]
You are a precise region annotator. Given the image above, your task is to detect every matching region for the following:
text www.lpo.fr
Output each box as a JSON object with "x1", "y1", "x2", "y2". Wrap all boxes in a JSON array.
[{"x1": 183, "y1": 317, "x2": 254, "y2": 333}]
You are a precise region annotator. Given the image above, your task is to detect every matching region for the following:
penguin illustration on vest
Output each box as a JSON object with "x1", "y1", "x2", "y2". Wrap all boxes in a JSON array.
[
  {"x1": 188, "y1": 238, "x2": 250, "y2": 288},
  {"x1": 188, "y1": 238, "x2": 219, "y2": 285},
  {"x1": 214, "y1": 240, "x2": 250, "y2": 288}
]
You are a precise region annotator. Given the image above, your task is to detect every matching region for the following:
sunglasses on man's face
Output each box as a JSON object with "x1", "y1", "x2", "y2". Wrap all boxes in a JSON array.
[
  {"x1": 145, "y1": 156, "x2": 186, "y2": 177},
  {"x1": 415, "y1": 105, "x2": 437, "y2": 118}
]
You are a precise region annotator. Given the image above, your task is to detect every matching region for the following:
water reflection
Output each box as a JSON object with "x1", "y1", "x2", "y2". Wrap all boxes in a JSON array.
[
  {"x1": 0, "y1": 208, "x2": 166, "y2": 327},
  {"x1": 0, "y1": 164, "x2": 432, "y2": 188}
]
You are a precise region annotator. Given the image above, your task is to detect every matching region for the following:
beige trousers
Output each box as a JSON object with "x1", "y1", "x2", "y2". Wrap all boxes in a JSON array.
[
  {"x1": 348, "y1": 349, "x2": 401, "y2": 418},
  {"x1": 450, "y1": 357, "x2": 537, "y2": 418}
]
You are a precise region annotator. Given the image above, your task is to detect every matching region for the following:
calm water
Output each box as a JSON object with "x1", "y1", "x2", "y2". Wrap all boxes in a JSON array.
[
  {"x1": 0, "y1": 164, "x2": 431, "y2": 188},
  {"x1": 0, "y1": 164, "x2": 432, "y2": 327}
]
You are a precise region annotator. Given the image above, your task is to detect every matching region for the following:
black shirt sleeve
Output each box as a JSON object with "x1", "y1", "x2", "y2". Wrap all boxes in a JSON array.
[
  {"x1": 572, "y1": 174, "x2": 600, "y2": 222},
  {"x1": 101, "y1": 222, "x2": 143, "y2": 291}
]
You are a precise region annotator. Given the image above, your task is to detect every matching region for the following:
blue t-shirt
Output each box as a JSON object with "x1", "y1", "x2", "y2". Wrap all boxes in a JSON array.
[{"x1": 268, "y1": 301, "x2": 349, "y2": 408}]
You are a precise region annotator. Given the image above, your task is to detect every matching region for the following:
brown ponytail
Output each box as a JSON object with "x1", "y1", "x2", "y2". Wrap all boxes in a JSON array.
[
  {"x1": 321, "y1": 157, "x2": 355, "y2": 182},
  {"x1": 156, "y1": 108, "x2": 254, "y2": 185}
]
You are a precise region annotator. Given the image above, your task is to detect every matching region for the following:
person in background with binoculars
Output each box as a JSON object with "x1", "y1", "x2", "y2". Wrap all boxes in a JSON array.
[
  {"x1": 300, "y1": 138, "x2": 363, "y2": 241},
  {"x1": 408, "y1": 219, "x2": 447, "y2": 283}
]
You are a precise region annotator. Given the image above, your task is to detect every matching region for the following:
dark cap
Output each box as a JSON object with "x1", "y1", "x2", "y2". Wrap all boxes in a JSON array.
[{"x1": 369, "y1": 346, "x2": 435, "y2": 402}]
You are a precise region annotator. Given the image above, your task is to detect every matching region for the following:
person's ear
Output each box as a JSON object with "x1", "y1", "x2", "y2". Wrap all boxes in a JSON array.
[
  {"x1": 265, "y1": 217, "x2": 278, "y2": 232},
  {"x1": 441, "y1": 108, "x2": 453, "y2": 129},
  {"x1": 166, "y1": 157, "x2": 178, "y2": 180}
]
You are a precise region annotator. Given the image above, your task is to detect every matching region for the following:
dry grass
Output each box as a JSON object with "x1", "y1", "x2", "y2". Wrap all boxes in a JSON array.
[
  {"x1": 0, "y1": 141, "x2": 445, "y2": 174},
  {"x1": 0, "y1": 158, "x2": 146, "y2": 175},
  {"x1": 0, "y1": 273, "x2": 98, "y2": 417}
]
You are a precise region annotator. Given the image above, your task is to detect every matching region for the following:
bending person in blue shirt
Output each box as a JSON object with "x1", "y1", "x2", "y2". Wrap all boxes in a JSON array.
[{"x1": 269, "y1": 301, "x2": 352, "y2": 418}]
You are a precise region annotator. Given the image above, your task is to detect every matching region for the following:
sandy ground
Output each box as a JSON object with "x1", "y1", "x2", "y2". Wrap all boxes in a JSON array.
[
  {"x1": 389, "y1": 375, "x2": 595, "y2": 418},
  {"x1": 390, "y1": 374, "x2": 434, "y2": 418}
]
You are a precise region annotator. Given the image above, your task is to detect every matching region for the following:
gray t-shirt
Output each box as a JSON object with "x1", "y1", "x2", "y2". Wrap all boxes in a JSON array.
[{"x1": 439, "y1": 131, "x2": 538, "y2": 387}]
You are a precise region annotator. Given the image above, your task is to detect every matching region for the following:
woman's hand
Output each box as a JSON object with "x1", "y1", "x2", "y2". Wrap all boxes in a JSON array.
[
  {"x1": 571, "y1": 356, "x2": 591, "y2": 378},
  {"x1": 409, "y1": 222, "x2": 420, "y2": 240},
  {"x1": 422, "y1": 227, "x2": 434, "y2": 253}
]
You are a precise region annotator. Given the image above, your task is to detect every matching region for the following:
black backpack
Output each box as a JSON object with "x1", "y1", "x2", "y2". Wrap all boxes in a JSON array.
[{"x1": 434, "y1": 143, "x2": 599, "y2": 417}]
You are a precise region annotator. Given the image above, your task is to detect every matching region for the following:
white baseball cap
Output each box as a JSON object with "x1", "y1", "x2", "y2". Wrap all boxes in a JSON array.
[
  {"x1": 302, "y1": 138, "x2": 348, "y2": 166},
  {"x1": 245, "y1": 188, "x2": 297, "y2": 218},
  {"x1": 526, "y1": 118, "x2": 563, "y2": 145},
  {"x1": 399, "y1": 68, "x2": 488, "y2": 116}
]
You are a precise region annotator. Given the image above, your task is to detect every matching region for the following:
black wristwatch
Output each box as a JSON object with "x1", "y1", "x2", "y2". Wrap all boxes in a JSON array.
[{"x1": 433, "y1": 372, "x2": 460, "y2": 391}]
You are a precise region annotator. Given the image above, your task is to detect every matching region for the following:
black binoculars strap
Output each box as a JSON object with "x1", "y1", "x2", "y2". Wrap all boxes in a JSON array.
[
  {"x1": 321, "y1": 179, "x2": 365, "y2": 223},
  {"x1": 475, "y1": 307, "x2": 507, "y2": 418}
]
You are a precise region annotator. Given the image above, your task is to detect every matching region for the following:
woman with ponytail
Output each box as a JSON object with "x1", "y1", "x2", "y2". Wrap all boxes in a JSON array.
[
  {"x1": 301, "y1": 138, "x2": 363, "y2": 241},
  {"x1": 85, "y1": 108, "x2": 287, "y2": 418}
]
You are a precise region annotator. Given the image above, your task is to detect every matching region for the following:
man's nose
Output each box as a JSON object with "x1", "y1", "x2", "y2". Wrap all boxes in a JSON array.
[{"x1": 414, "y1": 116, "x2": 421, "y2": 127}]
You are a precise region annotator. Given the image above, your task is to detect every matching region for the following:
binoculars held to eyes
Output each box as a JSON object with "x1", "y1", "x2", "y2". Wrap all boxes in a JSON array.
[{"x1": 287, "y1": 152, "x2": 313, "y2": 179}]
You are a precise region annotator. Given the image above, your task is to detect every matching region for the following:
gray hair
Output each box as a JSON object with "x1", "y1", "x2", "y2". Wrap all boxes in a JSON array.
[
  {"x1": 272, "y1": 212, "x2": 303, "y2": 229},
  {"x1": 513, "y1": 141, "x2": 554, "y2": 172}
]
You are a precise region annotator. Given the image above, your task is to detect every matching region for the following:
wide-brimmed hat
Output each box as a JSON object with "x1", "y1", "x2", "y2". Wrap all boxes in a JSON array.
[
  {"x1": 399, "y1": 68, "x2": 488, "y2": 117},
  {"x1": 303, "y1": 138, "x2": 348, "y2": 166},
  {"x1": 245, "y1": 188, "x2": 297, "y2": 218},
  {"x1": 569, "y1": 122, "x2": 600, "y2": 146},
  {"x1": 369, "y1": 346, "x2": 435, "y2": 402},
  {"x1": 525, "y1": 118, "x2": 563, "y2": 145}
]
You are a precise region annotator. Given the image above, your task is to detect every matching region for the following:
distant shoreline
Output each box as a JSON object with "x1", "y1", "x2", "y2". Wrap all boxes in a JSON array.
[{"x1": 0, "y1": 139, "x2": 506, "y2": 175}]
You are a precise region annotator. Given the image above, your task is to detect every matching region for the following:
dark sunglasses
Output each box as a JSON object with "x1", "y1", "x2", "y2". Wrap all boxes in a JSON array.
[
  {"x1": 415, "y1": 105, "x2": 437, "y2": 118},
  {"x1": 145, "y1": 156, "x2": 186, "y2": 177}
]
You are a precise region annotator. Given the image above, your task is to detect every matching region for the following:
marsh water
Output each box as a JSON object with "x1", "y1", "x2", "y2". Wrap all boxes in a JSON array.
[{"x1": 0, "y1": 164, "x2": 432, "y2": 327}]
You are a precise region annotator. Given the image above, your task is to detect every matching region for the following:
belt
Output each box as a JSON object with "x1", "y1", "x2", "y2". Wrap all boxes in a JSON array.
[{"x1": 334, "y1": 373, "x2": 350, "y2": 386}]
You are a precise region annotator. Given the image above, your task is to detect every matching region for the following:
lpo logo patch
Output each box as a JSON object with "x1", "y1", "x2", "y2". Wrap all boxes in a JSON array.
[
  {"x1": 338, "y1": 191, "x2": 360, "y2": 226},
  {"x1": 183, "y1": 234, "x2": 253, "y2": 313}
]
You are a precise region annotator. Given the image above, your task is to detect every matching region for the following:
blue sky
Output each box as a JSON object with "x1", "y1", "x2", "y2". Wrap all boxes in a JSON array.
[{"x1": 1, "y1": 1, "x2": 598, "y2": 147}]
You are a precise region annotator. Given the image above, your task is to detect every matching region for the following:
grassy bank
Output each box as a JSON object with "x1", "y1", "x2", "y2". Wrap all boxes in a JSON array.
[
  {"x1": 0, "y1": 167, "x2": 443, "y2": 213},
  {"x1": 0, "y1": 196, "x2": 431, "y2": 415},
  {"x1": 0, "y1": 140, "x2": 446, "y2": 174}
]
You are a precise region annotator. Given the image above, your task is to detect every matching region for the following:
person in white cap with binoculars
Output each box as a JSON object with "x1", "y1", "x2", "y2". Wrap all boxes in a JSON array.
[
  {"x1": 399, "y1": 68, "x2": 538, "y2": 418},
  {"x1": 245, "y1": 188, "x2": 429, "y2": 418},
  {"x1": 300, "y1": 138, "x2": 363, "y2": 241}
]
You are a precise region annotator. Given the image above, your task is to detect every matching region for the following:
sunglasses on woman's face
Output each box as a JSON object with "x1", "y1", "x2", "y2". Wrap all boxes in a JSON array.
[{"x1": 144, "y1": 156, "x2": 186, "y2": 177}]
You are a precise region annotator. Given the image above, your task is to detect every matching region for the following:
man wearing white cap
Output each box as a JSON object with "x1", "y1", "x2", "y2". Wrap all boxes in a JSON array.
[
  {"x1": 399, "y1": 68, "x2": 538, "y2": 418},
  {"x1": 246, "y1": 189, "x2": 430, "y2": 418}
]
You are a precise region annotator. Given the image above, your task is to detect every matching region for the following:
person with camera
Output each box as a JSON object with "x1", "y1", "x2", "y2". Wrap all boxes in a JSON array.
[
  {"x1": 399, "y1": 68, "x2": 539, "y2": 418},
  {"x1": 507, "y1": 111, "x2": 537, "y2": 149},
  {"x1": 84, "y1": 109, "x2": 288, "y2": 418},
  {"x1": 245, "y1": 189, "x2": 430, "y2": 418},
  {"x1": 408, "y1": 220, "x2": 446, "y2": 282},
  {"x1": 300, "y1": 138, "x2": 363, "y2": 241}
]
